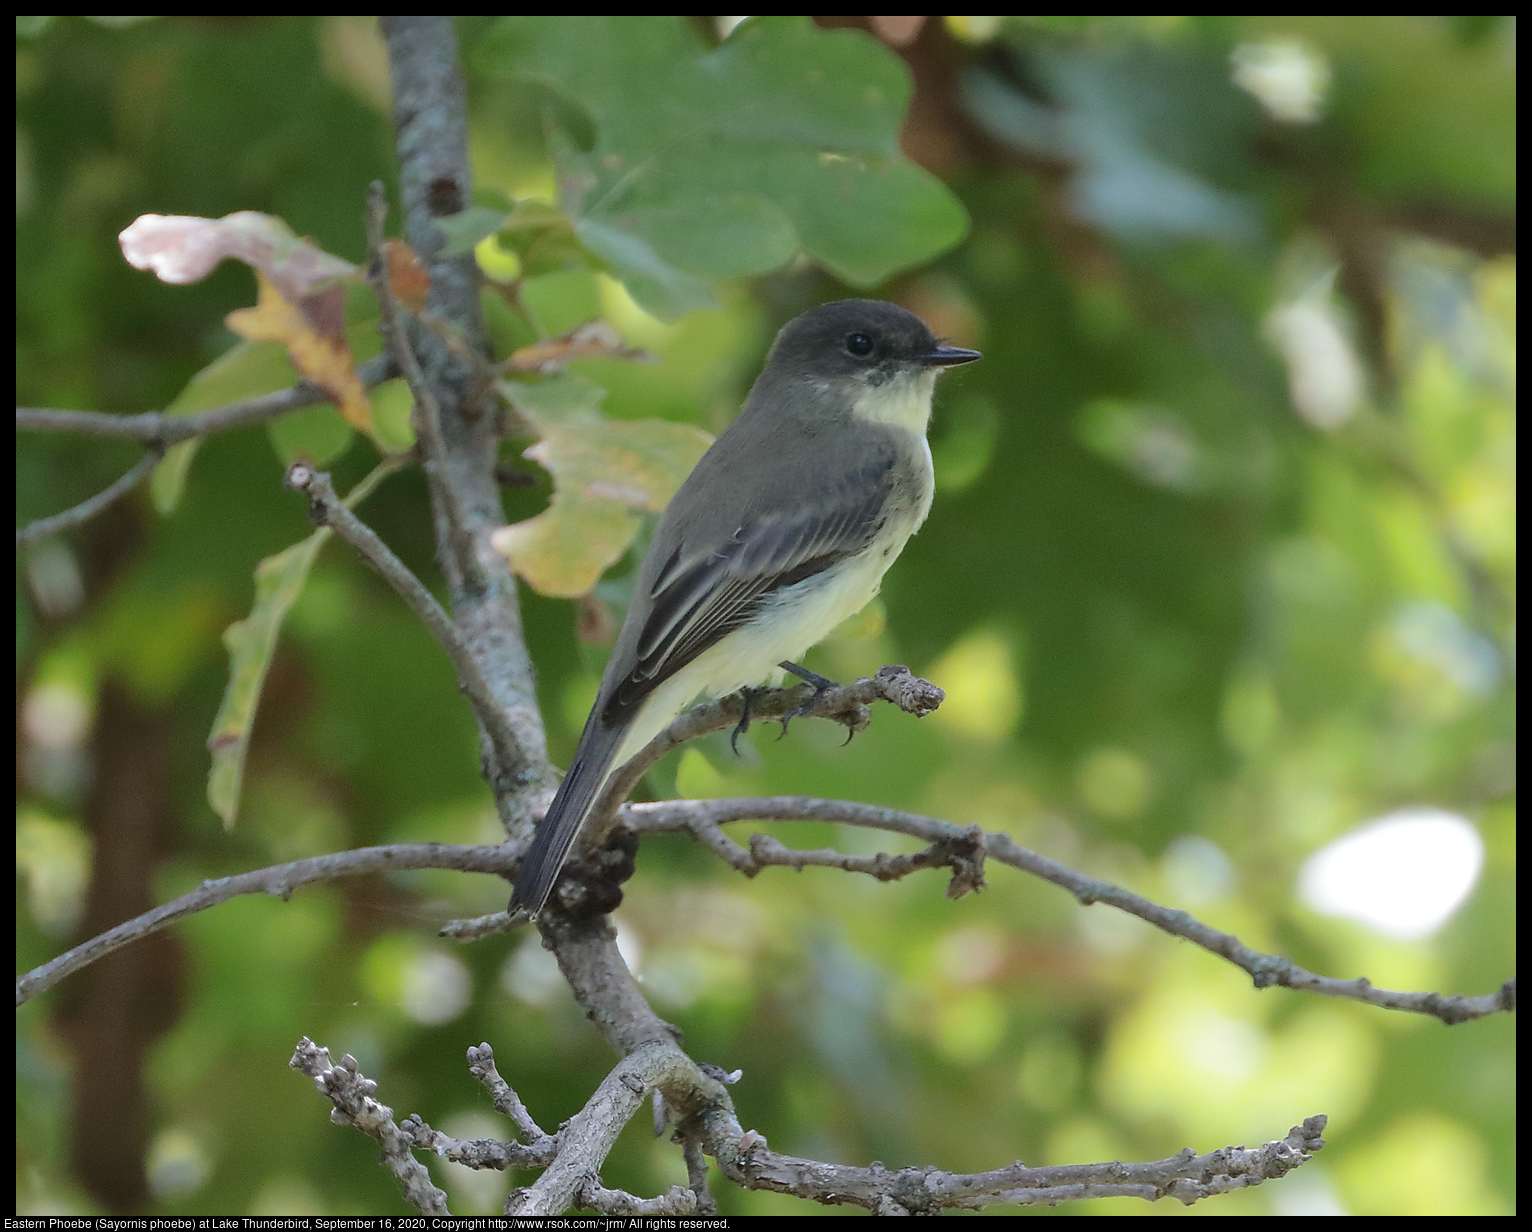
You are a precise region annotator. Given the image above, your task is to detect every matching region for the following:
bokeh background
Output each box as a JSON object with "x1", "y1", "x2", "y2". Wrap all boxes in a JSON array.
[{"x1": 17, "y1": 16, "x2": 1514, "y2": 1216}]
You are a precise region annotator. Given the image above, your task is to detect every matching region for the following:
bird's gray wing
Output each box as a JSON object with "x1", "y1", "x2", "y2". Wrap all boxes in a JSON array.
[{"x1": 600, "y1": 458, "x2": 893, "y2": 726}]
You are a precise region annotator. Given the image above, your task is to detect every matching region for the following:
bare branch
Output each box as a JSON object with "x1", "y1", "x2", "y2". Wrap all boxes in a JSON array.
[
  {"x1": 378, "y1": 16, "x2": 555, "y2": 830},
  {"x1": 625, "y1": 795, "x2": 1517, "y2": 1026},
  {"x1": 686, "y1": 1113, "x2": 1330, "y2": 1212},
  {"x1": 16, "y1": 352, "x2": 396, "y2": 443},
  {"x1": 290, "y1": 1038, "x2": 450, "y2": 1215},
  {"x1": 400, "y1": 1114, "x2": 549, "y2": 1170},
  {"x1": 20, "y1": 778, "x2": 1513, "y2": 1026},
  {"x1": 283, "y1": 461, "x2": 528, "y2": 779},
  {"x1": 466, "y1": 1041, "x2": 555, "y2": 1151},
  {"x1": 295, "y1": 1025, "x2": 1328, "y2": 1215},
  {"x1": 577, "y1": 1176, "x2": 697, "y2": 1216},
  {"x1": 16, "y1": 841, "x2": 517, "y2": 1005},
  {"x1": 680, "y1": 1135, "x2": 720, "y2": 1215},
  {"x1": 16, "y1": 444, "x2": 164, "y2": 546},
  {"x1": 754, "y1": 826, "x2": 987, "y2": 894},
  {"x1": 507, "y1": 1041, "x2": 712, "y2": 1216},
  {"x1": 437, "y1": 909, "x2": 517, "y2": 941}
]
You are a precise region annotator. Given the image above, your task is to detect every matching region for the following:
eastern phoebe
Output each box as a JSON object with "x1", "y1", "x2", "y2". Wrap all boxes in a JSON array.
[{"x1": 512, "y1": 299, "x2": 981, "y2": 916}]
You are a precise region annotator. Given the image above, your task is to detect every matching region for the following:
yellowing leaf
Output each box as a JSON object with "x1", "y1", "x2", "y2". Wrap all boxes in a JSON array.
[
  {"x1": 227, "y1": 274, "x2": 373, "y2": 434},
  {"x1": 492, "y1": 377, "x2": 711, "y2": 597}
]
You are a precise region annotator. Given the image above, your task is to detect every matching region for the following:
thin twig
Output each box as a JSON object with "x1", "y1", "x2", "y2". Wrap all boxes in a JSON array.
[
  {"x1": 681, "y1": 1136, "x2": 719, "y2": 1215},
  {"x1": 624, "y1": 795, "x2": 1517, "y2": 1027},
  {"x1": 400, "y1": 1113, "x2": 551, "y2": 1169},
  {"x1": 363, "y1": 181, "x2": 483, "y2": 590},
  {"x1": 16, "y1": 444, "x2": 164, "y2": 546},
  {"x1": 466, "y1": 1041, "x2": 556, "y2": 1150},
  {"x1": 16, "y1": 841, "x2": 517, "y2": 1005},
  {"x1": 290, "y1": 1039, "x2": 450, "y2": 1215},
  {"x1": 581, "y1": 665, "x2": 940, "y2": 854},
  {"x1": 283, "y1": 462, "x2": 527, "y2": 778},
  {"x1": 577, "y1": 1177, "x2": 697, "y2": 1216},
  {"x1": 16, "y1": 352, "x2": 396, "y2": 442}
]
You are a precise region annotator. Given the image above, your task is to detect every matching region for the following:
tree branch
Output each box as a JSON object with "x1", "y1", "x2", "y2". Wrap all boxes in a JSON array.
[
  {"x1": 290, "y1": 1038, "x2": 450, "y2": 1215},
  {"x1": 379, "y1": 15, "x2": 554, "y2": 830},
  {"x1": 506, "y1": 1041, "x2": 709, "y2": 1216},
  {"x1": 16, "y1": 444, "x2": 164, "y2": 546},
  {"x1": 625, "y1": 795, "x2": 1517, "y2": 1026},
  {"x1": 363, "y1": 179, "x2": 481, "y2": 589},
  {"x1": 293, "y1": 1030, "x2": 1329, "y2": 1215},
  {"x1": 282, "y1": 460, "x2": 530, "y2": 789},
  {"x1": 16, "y1": 351, "x2": 398, "y2": 545},
  {"x1": 16, "y1": 352, "x2": 396, "y2": 443},
  {"x1": 15, "y1": 841, "x2": 517, "y2": 1005},
  {"x1": 687, "y1": 1112, "x2": 1330, "y2": 1212},
  {"x1": 19, "y1": 783, "x2": 1513, "y2": 1026},
  {"x1": 580, "y1": 665, "x2": 944, "y2": 857}
]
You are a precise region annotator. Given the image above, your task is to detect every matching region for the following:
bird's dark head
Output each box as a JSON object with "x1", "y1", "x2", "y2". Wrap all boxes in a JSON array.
[{"x1": 765, "y1": 299, "x2": 981, "y2": 389}]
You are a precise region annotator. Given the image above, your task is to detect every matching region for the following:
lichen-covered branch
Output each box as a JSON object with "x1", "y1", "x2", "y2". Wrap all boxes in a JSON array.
[
  {"x1": 379, "y1": 15, "x2": 554, "y2": 829},
  {"x1": 290, "y1": 1038, "x2": 449, "y2": 1215},
  {"x1": 292, "y1": 1032, "x2": 1329, "y2": 1216}
]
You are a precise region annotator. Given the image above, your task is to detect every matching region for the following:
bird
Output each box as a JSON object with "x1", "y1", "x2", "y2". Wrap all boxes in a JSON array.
[{"x1": 511, "y1": 298, "x2": 981, "y2": 916}]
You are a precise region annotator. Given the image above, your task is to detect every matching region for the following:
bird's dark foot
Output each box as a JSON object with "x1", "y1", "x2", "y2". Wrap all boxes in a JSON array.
[
  {"x1": 776, "y1": 661, "x2": 846, "y2": 741},
  {"x1": 731, "y1": 686, "x2": 765, "y2": 756}
]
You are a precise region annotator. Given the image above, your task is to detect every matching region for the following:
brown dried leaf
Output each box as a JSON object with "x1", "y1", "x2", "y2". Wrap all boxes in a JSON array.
[
  {"x1": 227, "y1": 274, "x2": 373, "y2": 433},
  {"x1": 384, "y1": 239, "x2": 431, "y2": 312}
]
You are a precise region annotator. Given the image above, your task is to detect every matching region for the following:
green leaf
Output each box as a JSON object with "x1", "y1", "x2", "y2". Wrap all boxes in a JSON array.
[
  {"x1": 266, "y1": 404, "x2": 355, "y2": 467},
  {"x1": 153, "y1": 339, "x2": 299, "y2": 513},
  {"x1": 206, "y1": 459, "x2": 399, "y2": 827},
  {"x1": 439, "y1": 205, "x2": 513, "y2": 257},
  {"x1": 475, "y1": 15, "x2": 969, "y2": 318},
  {"x1": 574, "y1": 219, "x2": 718, "y2": 317}
]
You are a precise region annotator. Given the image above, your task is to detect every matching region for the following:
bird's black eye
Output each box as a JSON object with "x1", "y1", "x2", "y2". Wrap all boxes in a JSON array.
[{"x1": 844, "y1": 332, "x2": 875, "y2": 358}]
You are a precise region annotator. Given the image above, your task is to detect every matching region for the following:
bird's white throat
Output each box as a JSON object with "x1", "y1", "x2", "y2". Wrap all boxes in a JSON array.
[{"x1": 851, "y1": 369, "x2": 939, "y2": 436}]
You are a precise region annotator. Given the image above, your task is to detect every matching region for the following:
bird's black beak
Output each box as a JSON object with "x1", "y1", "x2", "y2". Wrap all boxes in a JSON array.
[{"x1": 919, "y1": 344, "x2": 983, "y2": 367}]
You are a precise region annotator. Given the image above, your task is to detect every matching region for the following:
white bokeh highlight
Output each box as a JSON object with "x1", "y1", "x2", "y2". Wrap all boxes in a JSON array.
[{"x1": 1298, "y1": 807, "x2": 1484, "y2": 940}]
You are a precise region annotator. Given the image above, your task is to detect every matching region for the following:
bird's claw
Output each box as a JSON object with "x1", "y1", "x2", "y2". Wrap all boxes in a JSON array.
[
  {"x1": 731, "y1": 687, "x2": 763, "y2": 756},
  {"x1": 776, "y1": 661, "x2": 843, "y2": 740}
]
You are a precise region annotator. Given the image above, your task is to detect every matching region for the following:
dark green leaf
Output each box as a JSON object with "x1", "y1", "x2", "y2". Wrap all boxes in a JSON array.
[{"x1": 476, "y1": 15, "x2": 969, "y2": 317}]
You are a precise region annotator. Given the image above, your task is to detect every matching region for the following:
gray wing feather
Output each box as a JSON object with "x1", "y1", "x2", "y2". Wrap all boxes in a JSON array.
[{"x1": 603, "y1": 460, "x2": 892, "y2": 725}]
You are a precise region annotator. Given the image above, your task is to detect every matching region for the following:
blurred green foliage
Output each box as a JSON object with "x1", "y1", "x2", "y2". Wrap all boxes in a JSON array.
[{"x1": 16, "y1": 15, "x2": 1514, "y2": 1217}]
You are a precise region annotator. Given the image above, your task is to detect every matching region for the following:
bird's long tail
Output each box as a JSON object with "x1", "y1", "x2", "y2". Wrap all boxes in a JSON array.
[{"x1": 510, "y1": 711, "x2": 631, "y2": 917}]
